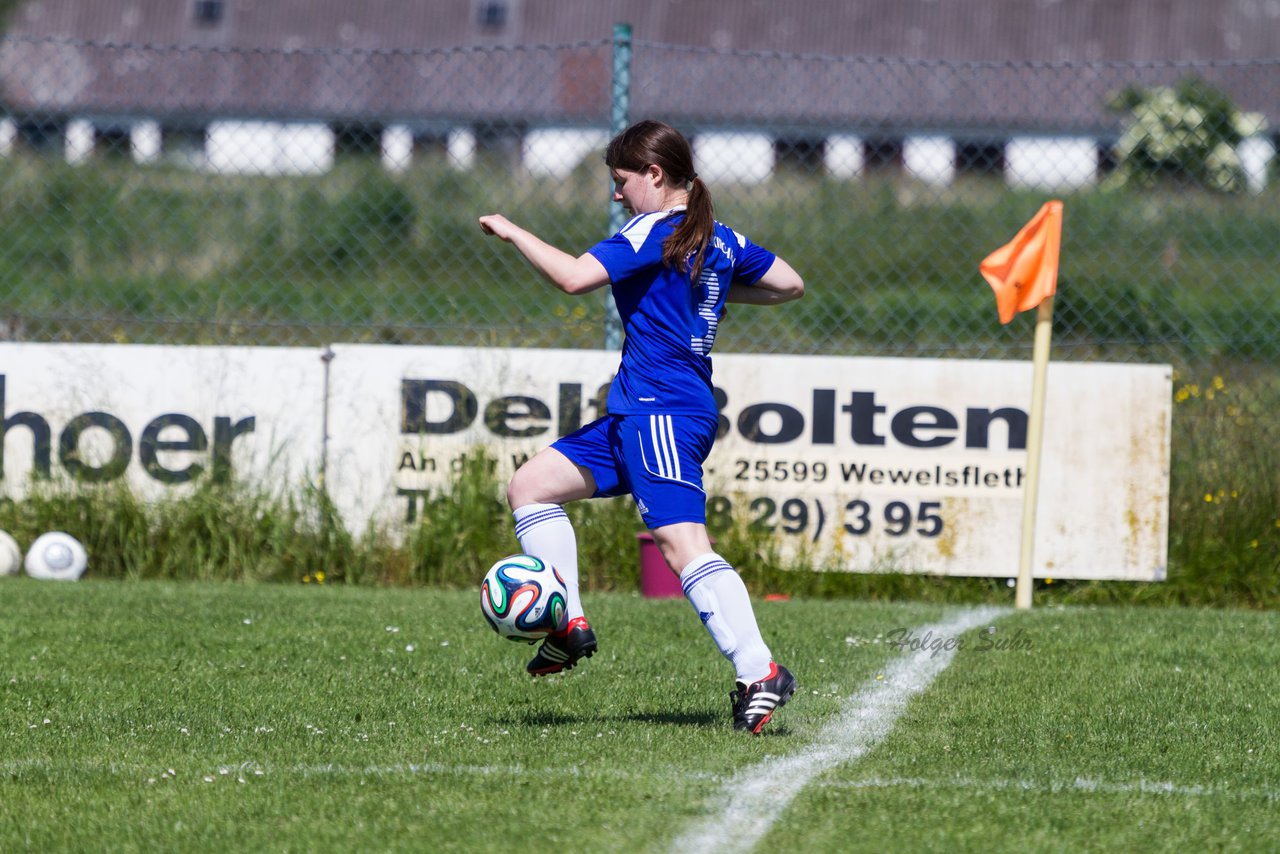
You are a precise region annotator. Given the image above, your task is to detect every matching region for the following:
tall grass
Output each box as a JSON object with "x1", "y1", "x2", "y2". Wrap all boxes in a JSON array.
[
  {"x1": 2, "y1": 156, "x2": 1279, "y2": 359},
  {"x1": 1162, "y1": 365, "x2": 1280, "y2": 604},
  {"x1": 0, "y1": 481, "x2": 364, "y2": 583},
  {"x1": 1, "y1": 367, "x2": 1276, "y2": 608}
]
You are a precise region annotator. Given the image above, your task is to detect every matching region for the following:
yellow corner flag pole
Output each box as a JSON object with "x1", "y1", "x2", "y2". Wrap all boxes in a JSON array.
[
  {"x1": 1015, "y1": 296, "x2": 1054, "y2": 609},
  {"x1": 978, "y1": 200, "x2": 1063, "y2": 609}
]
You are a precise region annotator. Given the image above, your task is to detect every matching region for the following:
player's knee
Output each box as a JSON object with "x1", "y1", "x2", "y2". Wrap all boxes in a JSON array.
[
  {"x1": 505, "y1": 471, "x2": 530, "y2": 511},
  {"x1": 651, "y1": 523, "x2": 715, "y2": 574},
  {"x1": 506, "y1": 461, "x2": 553, "y2": 509},
  {"x1": 654, "y1": 538, "x2": 683, "y2": 573}
]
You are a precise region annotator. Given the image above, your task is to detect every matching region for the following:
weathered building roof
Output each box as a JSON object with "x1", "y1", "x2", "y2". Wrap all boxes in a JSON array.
[
  {"x1": 2, "y1": 1, "x2": 1277, "y2": 134},
  {"x1": 7, "y1": 0, "x2": 1280, "y2": 60}
]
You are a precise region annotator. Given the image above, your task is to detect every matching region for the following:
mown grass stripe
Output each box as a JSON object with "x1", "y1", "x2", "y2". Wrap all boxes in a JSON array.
[
  {"x1": 5, "y1": 758, "x2": 1274, "y2": 804},
  {"x1": 817, "y1": 775, "x2": 1280, "y2": 801}
]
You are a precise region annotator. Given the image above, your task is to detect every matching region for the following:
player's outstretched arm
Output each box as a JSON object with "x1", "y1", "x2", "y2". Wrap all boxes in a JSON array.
[
  {"x1": 727, "y1": 256, "x2": 805, "y2": 305},
  {"x1": 479, "y1": 214, "x2": 610, "y2": 295}
]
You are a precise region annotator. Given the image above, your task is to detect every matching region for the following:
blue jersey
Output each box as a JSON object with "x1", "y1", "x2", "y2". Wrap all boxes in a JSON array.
[{"x1": 588, "y1": 209, "x2": 776, "y2": 416}]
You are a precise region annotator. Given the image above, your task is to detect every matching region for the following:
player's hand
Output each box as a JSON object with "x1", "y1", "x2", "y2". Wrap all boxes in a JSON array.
[{"x1": 478, "y1": 214, "x2": 517, "y2": 241}]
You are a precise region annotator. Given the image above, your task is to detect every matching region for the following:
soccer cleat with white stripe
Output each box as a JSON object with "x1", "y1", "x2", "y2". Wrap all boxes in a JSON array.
[
  {"x1": 730, "y1": 662, "x2": 796, "y2": 734},
  {"x1": 527, "y1": 616, "x2": 598, "y2": 677}
]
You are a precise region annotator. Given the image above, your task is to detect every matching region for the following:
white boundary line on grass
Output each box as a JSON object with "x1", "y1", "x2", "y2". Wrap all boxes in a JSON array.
[{"x1": 669, "y1": 606, "x2": 1009, "y2": 854}]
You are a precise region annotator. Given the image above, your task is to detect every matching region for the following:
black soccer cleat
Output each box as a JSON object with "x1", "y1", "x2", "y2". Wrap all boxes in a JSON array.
[
  {"x1": 730, "y1": 662, "x2": 797, "y2": 734},
  {"x1": 527, "y1": 616, "x2": 598, "y2": 677}
]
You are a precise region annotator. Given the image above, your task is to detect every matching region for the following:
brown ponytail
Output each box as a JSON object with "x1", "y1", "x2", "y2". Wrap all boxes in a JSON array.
[
  {"x1": 604, "y1": 120, "x2": 716, "y2": 283},
  {"x1": 665, "y1": 176, "x2": 715, "y2": 282}
]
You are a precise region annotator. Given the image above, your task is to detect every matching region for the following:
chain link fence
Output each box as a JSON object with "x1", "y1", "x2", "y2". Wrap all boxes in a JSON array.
[{"x1": 1, "y1": 31, "x2": 1277, "y2": 572}]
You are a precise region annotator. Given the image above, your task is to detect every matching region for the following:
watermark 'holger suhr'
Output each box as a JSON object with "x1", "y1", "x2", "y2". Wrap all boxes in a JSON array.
[{"x1": 885, "y1": 626, "x2": 1032, "y2": 658}]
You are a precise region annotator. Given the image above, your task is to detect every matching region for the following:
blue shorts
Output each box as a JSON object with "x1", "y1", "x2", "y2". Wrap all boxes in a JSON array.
[{"x1": 552, "y1": 413, "x2": 718, "y2": 529}]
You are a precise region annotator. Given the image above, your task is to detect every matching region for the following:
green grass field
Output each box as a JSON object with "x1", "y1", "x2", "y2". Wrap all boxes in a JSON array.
[{"x1": 3, "y1": 579, "x2": 1277, "y2": 852}]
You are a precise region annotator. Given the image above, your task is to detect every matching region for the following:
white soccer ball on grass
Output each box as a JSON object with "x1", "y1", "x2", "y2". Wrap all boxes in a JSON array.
[
  {"x1": 0, "y1": 530, "x2": 22, "y2": 576},
  {"x1": 24, "y1": 531, "x2": 89, "y2": 581}
]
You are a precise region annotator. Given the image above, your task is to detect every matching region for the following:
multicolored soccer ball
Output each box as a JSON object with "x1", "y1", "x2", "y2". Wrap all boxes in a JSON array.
[{"x1": 480, "y1": 554, "x2": 568, "y2": 642}]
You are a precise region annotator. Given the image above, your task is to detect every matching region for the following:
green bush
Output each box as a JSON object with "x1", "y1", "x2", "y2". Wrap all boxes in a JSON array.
[{"x1": 1107, "y1": 76, "x2": 1268, "y2": 193}]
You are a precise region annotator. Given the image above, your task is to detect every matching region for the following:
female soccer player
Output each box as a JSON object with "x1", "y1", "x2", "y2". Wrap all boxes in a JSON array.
[{"x1": 478, "y1": 119, "x2": 804, "y2": 734}]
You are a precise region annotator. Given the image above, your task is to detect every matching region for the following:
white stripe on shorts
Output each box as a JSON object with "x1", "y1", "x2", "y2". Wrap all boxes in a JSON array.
[{"x1": 648, "y1": 414, "x2": 682, "y2": 482}]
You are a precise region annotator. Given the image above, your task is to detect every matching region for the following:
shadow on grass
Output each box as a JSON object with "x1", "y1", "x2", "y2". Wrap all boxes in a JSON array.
[
  {"x1": 493, "y1": 708, "x2": 796, "y2": 737},
  {"x1": 494, "y1": 708, "x2": 723, "y2": 728}
]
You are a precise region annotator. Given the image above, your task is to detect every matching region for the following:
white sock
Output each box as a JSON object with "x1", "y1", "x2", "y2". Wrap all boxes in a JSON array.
[
  {"x1": 680, "y1": 553, "x2": 772, "y2": 685},
  {"x1": 512, "y1": 503, "x2": 583, "y2": 621}
]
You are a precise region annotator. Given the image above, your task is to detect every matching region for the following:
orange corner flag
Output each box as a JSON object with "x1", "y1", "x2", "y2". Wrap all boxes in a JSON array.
[{"x1": 980, "y1": 200, "x2": 1063, "y2": 325}]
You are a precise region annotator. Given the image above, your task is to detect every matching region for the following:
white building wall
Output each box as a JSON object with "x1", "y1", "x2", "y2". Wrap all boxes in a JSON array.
[
  {"x1": 1239, "y1": 135, "x2": 1274, "y2": 194},
  {"x1": 447, "y1": 129, "x2": 476, "y2": 170},
  {"x1": 1007, "y1": 137, "x2": 1099, "y2": 189},
  {"x1": 523, "y1": 128, "x2": 609, "y2": 178},
  {"x1": 381, "y1": 125, "x2": 414, "y2": 173},
  {"x1": 824, "y1": 135, "x2": 864, "y2": 179},
  {"x1": 206, "y1": 121, "x2": 334, "y2": 176},
  {"x1": 693, "y1": 132, "x2": 773, "y2": 185},
  {"x1": 64, "y1": 119, "x2": 94, "y2": 164},
  {"x1": 131, "y1": 121, "x2": 162, "y2": 164},
  {"x1": 903, "y1": 136, "x2": 955, "y2": 185}
]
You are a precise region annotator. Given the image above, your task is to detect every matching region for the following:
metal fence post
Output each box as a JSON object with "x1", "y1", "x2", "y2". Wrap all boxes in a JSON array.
[{"x1": 603, "y1": 21, "x2": 632, "y2": 351}]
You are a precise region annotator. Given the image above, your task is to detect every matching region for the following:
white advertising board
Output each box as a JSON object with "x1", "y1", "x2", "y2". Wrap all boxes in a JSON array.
[
  {"x1": 0, "y1": 344, "x2": 326, "y2": 498},
  {"x1": 1, "y1": 343, "x2": 1171, "y2": 581},
  {"x1": 324, "y1": 345, "x2": 1171, "y2": 581},
  {"x1": 322, "y1": 345, "x2": 619, "y2": 529},
  {"x1": 704, "y1": 353, "x2": 1171, "y2": 581}
]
